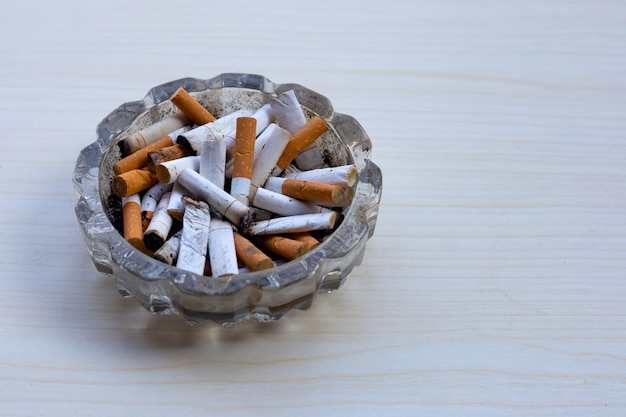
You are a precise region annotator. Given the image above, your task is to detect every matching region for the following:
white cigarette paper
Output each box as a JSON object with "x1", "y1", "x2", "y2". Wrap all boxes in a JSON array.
[
  {"x1": 167, "y1": 181, "x2": 191, "y2": 220},
  {"x1": 208, "y1": 219, "x2": 238, "y2": 276},
  {"x1": 251, "y1": 124, "x2": 277, "y2": 165},
  {"x1": 283, "y1": 164, "x2": 357, "y2": 186},
  {"x1": 294, "y1": 142, "x2": 326, "y2": 171},
  {"x1": 122, "y1": 193, "x2": 141, "y2": 207},
  {"x1": 176, "y1": 197, "x2": 211, "y2": 275},
  {"x1": 200, "y1": 139, "x2": 227, "y2": 223},
  {"x1": 177, "y1": 168, "x2": 249, "y2": 226},
  {"x1": 156, "y1": 155, "x2": 200, "y2": 184},
  {"x1": 141, "y1": 182, "x2": 173, "y2": 214},
  {"x1": 269, "y1": 90, "x2": 306, "y2": 135},
  {"x1": 177, "y1": 109, "x2": 253, "y2": 154},
  {"x1": 248, "y1": 124, "x2": 291, "y2": 201},
  {"x1": 152, "y1": 230, "x2": 182, "y2": 265},
  {"x1": 223, "y1": 104, "x2": 276, "y2": 156},
  {"x1": 263, "y1": 176, "x2": 286, "y2": 194},
  {"x1": 121, "y1": 193, "x2": 142, "y2": 248},
  {"x1": 253, "y1": 188, "x2": 332, "y2": 217},
  {"x1": 200, "y1": 139, "x2": 226, "y2": 189},
  {"x1": 252, "y1": 104, "x2": 276, "y2": 135},
  {"x1": 230, "y1": 177, "x2": 252, "y2": 206},
  {"x1": 244, "y1": 212, "x2": 337, "y2": 236},
  {"x1": 143, "y1": 192, "x2": 174, "y2": 250}
]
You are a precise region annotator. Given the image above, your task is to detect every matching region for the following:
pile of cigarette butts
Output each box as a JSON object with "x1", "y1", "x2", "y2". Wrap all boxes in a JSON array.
[{"x1": 110, "y1": 87, "x2": 356, "y2": 277}]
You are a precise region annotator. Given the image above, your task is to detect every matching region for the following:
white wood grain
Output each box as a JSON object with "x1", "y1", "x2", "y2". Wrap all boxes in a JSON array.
[{"x1": 1, "y1": 0, "x2": 626, "y2": 416}]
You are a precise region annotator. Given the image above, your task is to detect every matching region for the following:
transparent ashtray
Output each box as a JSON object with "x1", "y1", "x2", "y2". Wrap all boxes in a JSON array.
[{"x1": 73, "y1": 73, "x2": 382, "y2": 326}]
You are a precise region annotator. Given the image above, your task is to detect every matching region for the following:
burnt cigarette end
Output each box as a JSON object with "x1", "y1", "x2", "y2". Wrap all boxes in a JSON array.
[
  {"x1": 117, "y1": 139, "x2": 131, "y2": 158},
  {"x1": 176, "y1": 135, "x2": 197, "y2": 155},
  {"x1": 239, "y1": 210, "x2": 255, "y2": 231},
  {"x1": 144, "y1": 232, "x2": 166, "y2": 252},
  {"x1": 111, "y1": 176, "x2": 128, "y2": 197}
]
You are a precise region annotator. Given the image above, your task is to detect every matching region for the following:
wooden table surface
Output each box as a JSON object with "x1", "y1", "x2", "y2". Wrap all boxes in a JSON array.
[{"x1": 1, "y1": 1, "x2": 625, "y2": 416}]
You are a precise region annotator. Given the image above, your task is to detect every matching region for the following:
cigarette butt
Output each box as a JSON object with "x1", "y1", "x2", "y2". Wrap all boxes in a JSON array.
[
  {"x1": 233, "y1": 232, "x2": 273, "y2": 271},
  {"x1": 122, "y1": 194, "x2": 144, "y2": 250},
  {"x1": 281, "y1": 178, "x2": 351, "y2": 205},
  {"x1": 153, "y1": 230, "x2": 182, "y2": 265},
  {"x1": 143, "y1": 192, "x2": 174, "y2": 251},
  {"x1": 230, "y1": 117, "x2": 257, "y2": 206},
  {"x1": 207, "y1": 218, "x2": 239, "y2": 277},
  {"x1": 232, "y1": 117, "x2": 257, "y2": 179},
  {"x1": 285, "y1": 232, "x2": 320, "y2": 249},
  {"x1": 252, "y1": 187, "x2": 332, "y2": 216},
  {"x1": 147, "y1": 144, "x2": 193, "y2": 170},
  {"x1": 244, "y1": 212, "x2": 337, "y2": 236},
  {"x1": 284, "y1": 164, "x2": 357, "y2": 187},
  {"x1": 269, "y1": 91, "x2": 326, "y2": 170},
  {"x1": 275, "y1": 116, "x2": 328, "y2": 171},
  {"x1": 112, "y1": 168, "x2": 157, "y2": 197},
  {"x1": 118, "y1": 113, "x2": 189, "y2": 156},
  {"x1": 140, "y1": 182, "x2": 173, "y2": 231},
  {"x1": 170, "y1": 87, "x2": 216, "y2": 125},
  {"x1": 225, "y1": 122, "x2": 284, "y2": 179},
  {"x1": 177, "y1": 197, "x2": 211, "y2": 275},
  {"x1": 155, "y1": 155, "x2": 200, "y2": 184},
  {"x1": 113, "y1": 135, "x2": 174, "y2": 175},
  {"x1": 258, "y1": 235, "x2": 310, "y2": 261}
]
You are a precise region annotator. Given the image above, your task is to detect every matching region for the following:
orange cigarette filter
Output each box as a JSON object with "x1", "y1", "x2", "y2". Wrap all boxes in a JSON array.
[
  {"x1": 147, "y1": 144, "x2": 193, "y2": 170},
  {"x1": 112, "y1": 169, "x2": 158, "y2": 197},
  {"x1": 281, "y1": 178, "x2": 351, "y2": 204},
  {"x1": 122, "y1": 199, "x2": 145, "y2": 251},
  {"x1": 275, "y1": 116, "x2": 328, "y2": 170},
  {"x1": 113, "y1": 135, "x2": 174, "y2": 175},
  {"x1": 170, "y1": 87, "x2": 216, "y2": 125},
  {"x1": 258, "y1": 235, "x2": 310, "y2": 261},
  {"x1": 285, "y1": 232, "x2": 320, "y2": 249},
  {"x1": 232, "y1": 117, "x2": 257, "y2": 179},
  {"x1": 233, "y1": 232, "x2": 273, "y2": 271}
]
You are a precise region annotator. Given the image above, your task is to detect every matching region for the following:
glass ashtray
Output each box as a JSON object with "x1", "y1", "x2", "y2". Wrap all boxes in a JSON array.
[{"x1": 73, "y1": 73, "x2": 382, "y2": 326}]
